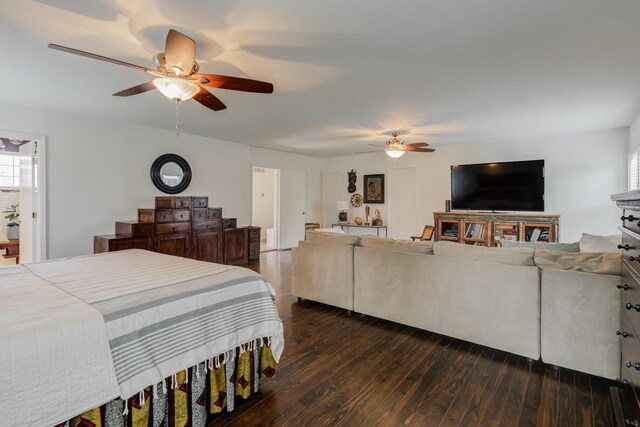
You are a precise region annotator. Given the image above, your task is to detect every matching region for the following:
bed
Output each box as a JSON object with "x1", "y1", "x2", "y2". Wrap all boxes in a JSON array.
[{"x1": 0, "y1": 249, "x2": 284, "y2": 427}]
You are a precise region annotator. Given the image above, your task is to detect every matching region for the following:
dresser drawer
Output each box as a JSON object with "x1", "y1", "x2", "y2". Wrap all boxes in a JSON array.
[
  {"x1": 174, "y1": 210, "x2": 191, "y2": 222},
  {"x1": 115, "y1": 221, "x2": 153, "y2": 238},
  {"x1": 622, "y1": 263, "x2": 640, "y2": 335},
  {"x1": 155, "y1": 209, "x2": 174, "y2": 223},
  {"x1": 223, "y1": 218, "x2": 237, "y2": 229},
  {"x1": 192, "y1": 208, "x2": 208, "y2": 222},
  {"x1": 622, "y1": 208, "x2": 640, "y2": 237},
  {"x1": 193, "y1": 220, "x2": 222, "y2": 232},
  {"x1": 156, "y1": 222, "x2": 190, "y2": 235},
  {"x1": 192, "y1": 197, "x2": 208, "y2": 208},
  {"x1": 138, "y1": 208, "x2": 155, "y2": 223},
  {"x1": 622, "y1": 230, "x2": 640, "y2": 276},
  {"x1": 208, "y1": 208, "x2": 222, "y2": 220},
  {"x1": 155, "y1": 196, "x2": 191, "y2": 209}
]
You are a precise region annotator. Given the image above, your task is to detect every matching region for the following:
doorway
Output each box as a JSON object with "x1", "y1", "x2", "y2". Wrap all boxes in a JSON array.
[
  {"x1": 252, "y1": 167, "x2": 277, "y2": 252},
  {"x1": 0, "y1": 131, "x2": 46, "y2": 266},
  {"x1": 252, "y1": 167, "x2": 306, "y2": 251}
]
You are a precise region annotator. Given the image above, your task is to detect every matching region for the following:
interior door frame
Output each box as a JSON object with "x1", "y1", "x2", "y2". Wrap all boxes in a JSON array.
[{"x1": 1, "y1": 129, "x2": 47, "y2": 261}]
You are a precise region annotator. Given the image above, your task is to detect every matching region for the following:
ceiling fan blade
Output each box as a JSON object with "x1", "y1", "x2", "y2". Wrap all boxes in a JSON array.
[
  {"x1": 164, "y1": 29, "x2": 196, "y2": 76},
  {"x1": 192, "y1": 74, "x2": 273, "y2": 93},
  {"x1": 405, "y1": 142, "x2": 429, "y2": 148},
  {"x1": 48, "y1": 44, "x2": 155, "y2": 73},
  {"x1": 358, "y1": 148, "x2": 387, "y2": 153},
  {"x1": 112, "y1": 81, "x2": 156, "y2": 97},
  {"x1": 193, "y1": 87, "x2": 227, "y2": 111},
  {"x1": 406, "y1": 147, "x2": 435, "y2": 152}
]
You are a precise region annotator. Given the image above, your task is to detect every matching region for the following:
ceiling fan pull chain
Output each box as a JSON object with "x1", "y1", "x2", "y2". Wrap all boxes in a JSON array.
[{"x1": 175, "y1": 99, "x2": 180, "y2": 138}]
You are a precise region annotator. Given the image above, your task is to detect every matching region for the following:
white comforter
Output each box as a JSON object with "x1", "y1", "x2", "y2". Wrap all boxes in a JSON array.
[
  {"x1": 0, "y1": 265, "x2": 119, "y2": 427},
  {"x1": 0, "y1": 250, "x2": 284, "y2": 427}
]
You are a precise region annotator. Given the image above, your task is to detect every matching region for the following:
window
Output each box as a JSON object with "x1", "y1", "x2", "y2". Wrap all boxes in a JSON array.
[
  {"x1": 630, "y1": 150, "x2": 639, "y2": 191},
  {"x1": 0, "y1": 154, "x2": 20, "y2": 189}
]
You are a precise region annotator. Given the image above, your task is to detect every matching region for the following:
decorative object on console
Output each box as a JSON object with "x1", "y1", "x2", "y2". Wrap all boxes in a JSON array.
[
  {"x1": 350, "y1": 193, "x2": 363, "y2": 207},
  {"x1": 150, "y1": 154, "x2": 192, "y2": 194},
  {"x1": 372, "y1": 208, "x2": 383, "y2": 226},
  {"x1": 3, "y1": 203, "x2": 19, "y2": 241},
  {"x1": 364, "y1": 174, "x2": 385, "y2": 204},
  {"x1": 354, "y1": 216, "x2": 363, "y2": 225},
  {"x1": 347, "y1": 169, "x2": 357, "y2": 193},
  {"x1": 365, "y1": 205, "x2": 370, "y2": 225},
  {"x1": 337, "y1": 200, "x2": 349, "y2": 222}
]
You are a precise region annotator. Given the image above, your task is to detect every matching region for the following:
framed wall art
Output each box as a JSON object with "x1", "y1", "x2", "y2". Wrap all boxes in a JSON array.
[{"x1": 363, "y1": 174, "x2": 384, "y2": 204}]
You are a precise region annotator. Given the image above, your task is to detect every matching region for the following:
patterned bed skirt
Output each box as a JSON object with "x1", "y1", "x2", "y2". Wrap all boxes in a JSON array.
[{"x1": 54, "y1": 339, "x2": 277, "y2": 427}]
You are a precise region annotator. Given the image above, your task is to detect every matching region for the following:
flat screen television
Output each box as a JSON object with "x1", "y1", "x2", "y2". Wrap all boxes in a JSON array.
[{"x1": 451, "y1": 160, "x2": 545, "y2": 211}]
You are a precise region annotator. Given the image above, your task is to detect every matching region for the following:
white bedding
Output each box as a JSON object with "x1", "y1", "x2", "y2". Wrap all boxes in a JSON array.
[
  {"x1": 0, "y1": 250, "x2": 284, "y2": 427},
  {"x1": 0, "y1": 266, "x2": 119, "y2": 427}
]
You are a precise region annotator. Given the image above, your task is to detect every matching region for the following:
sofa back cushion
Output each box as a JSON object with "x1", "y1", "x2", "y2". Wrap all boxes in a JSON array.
[
  {"x1": 433, "y1": 241, "x2": 534, "y2": 266},
  {"x1": 534, "y1": 249, "x2": 622, "y2": 275},
  {"x1": 579, "y1": 233, "x2": 621, "y2": 253},
  {"x1": 500, "y1": 239, "x2": 580, "y2": 252},
  {"x1": 360, "y1": 235, "x2": 434, "y2": 254},
  {"x1": 306, "y1": 231, "x2": 359, "y2": 246}
]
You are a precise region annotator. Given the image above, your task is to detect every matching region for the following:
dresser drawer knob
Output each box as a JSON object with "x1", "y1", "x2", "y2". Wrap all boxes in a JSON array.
[
  {"x1": 626, "y1": 419, "x2": 640, "y2": 427},
  {"x1": 617, "y1": 377, "x2": 629, "y2": 385},
  {"x1": 617, "y1": 330, "x2": 630, "y2": 338},
  {"x1": 625, "y1": 302, "x2": 640, "y2": 312},
  {"x1": 618, "y1": 284, "x2": 631, "y2": 291},
  {"x1": 629, "y1": 256, "x2": 640, "y2": 263},
  {"x1": 626, "y1": 361, "x2": 640, "y2": 370},
  {"x1": 622, "y1": 215, "x2": 637, "y2": 222},
  {"x1": 619, "y1": 244, "x2": 632, "y2": 251}
]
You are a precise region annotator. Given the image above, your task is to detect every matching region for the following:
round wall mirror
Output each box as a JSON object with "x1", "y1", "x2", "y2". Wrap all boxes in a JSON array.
[{"x1": 150, "y1": 153, "x2": 192, "y2": 194}]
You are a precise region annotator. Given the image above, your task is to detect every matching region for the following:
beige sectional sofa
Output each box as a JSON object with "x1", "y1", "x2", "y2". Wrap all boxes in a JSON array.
[{"x1": 291, "y1": 232, "x2": 622, "y2": 379}]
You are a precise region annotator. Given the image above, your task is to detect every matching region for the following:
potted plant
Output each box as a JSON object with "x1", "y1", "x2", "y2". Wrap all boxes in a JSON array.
[{"x1": 3, "y1": 204, "x2": 19, "y2": 241}]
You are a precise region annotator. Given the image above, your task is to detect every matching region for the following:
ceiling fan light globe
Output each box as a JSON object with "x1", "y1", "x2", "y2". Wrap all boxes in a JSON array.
[
  {"x1": 152, "y1": 77, "x2": 199, "y2": 101},
  {"x1": 386, "y1": 149, "x2": 405, "y2": 158}
]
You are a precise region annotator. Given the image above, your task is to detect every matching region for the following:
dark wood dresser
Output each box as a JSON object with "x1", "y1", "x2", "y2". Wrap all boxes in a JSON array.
[
  {"x1": 612, "y1": 190, "x2": 640, "y2": 426},
  {"x1": 94, "y1": 196, "x2": 256, "y2": 265}
]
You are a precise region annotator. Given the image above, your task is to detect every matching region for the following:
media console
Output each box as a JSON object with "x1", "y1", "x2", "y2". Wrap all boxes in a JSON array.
[{"x1": 433, "y1": 211, "x2": 559, "y2": 247}]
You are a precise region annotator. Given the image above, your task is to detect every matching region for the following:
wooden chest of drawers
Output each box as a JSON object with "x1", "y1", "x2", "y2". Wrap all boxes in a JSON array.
[
  {"x1": 612, "y1": 190, "x2": 640, "y2": 426},
  {"x1": 95, "y1": 196, "x2": 251, "y2": 266},
  {"x1": 248, "y1": 226, "x2": 261, "y2": 261}
]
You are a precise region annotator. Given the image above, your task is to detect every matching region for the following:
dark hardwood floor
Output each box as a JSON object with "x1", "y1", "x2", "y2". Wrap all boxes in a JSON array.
[{"x1": 208, "y1": 250, "x2": 616, "y2": 427}]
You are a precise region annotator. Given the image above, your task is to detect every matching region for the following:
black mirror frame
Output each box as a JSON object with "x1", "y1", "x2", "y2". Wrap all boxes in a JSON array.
[{"x1": 150, "y1": 153, "x2": 192, "y2": 194}]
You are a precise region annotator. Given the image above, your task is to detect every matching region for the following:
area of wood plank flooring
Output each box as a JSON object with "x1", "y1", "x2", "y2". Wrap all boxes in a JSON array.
[{"x1": 208, "y1": 250, "x2": 615, "y2": 427}]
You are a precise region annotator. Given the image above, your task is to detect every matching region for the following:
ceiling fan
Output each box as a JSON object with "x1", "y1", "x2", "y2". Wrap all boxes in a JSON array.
[
  {"x1": 48, "y1": 29, "x2": 273, "y2": 112},
  {"x1": 364, "y1": 132, "x2": 435, "y2": 158}
]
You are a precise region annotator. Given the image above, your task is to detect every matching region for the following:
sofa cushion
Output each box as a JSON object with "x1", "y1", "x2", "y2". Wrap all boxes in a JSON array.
[
  {"x1": 360, "y1": 235, "x2": 434, "y2": 254},
  {"x1": 500, "y1": 239, "x2": 580, "y2": 252},
  {"x1": 534, "y1": 249, "x2": 622, "y2": 275},
  {"x1": 579, "y1": 233, "x2": 621, "y2": 253},
  {"x1": 306, "y1": 231, "x2": 359, "y2": 246},
  {"x1": 432, "y1": 241, "x2": 534, "y2": 266}
]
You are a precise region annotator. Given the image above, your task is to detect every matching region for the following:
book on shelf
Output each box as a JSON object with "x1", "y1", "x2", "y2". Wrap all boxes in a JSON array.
[
  {"x1": 530, "y1": 228, "x2": 542, "y2": 242},
  {"x1": 501, "y1": 235, "x2": 517, "y2": 241}
]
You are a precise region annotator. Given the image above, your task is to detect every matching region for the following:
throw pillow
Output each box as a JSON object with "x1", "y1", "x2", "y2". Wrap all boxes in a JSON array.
[
  {"x1": 306, "y1": 231, "x2": 359, "y2": 246},
  {"x1": 579, "y1": 233, "x2": 621, "y2": 253},
  {"x1": 432, "y1": 241, "x2": 534, "y2": 266},
  {"x1": 534, "y1": 249, "x2": 621, "y2": 275},
  {"x1": 312, "y1": 227, "x2": 346, "y2": 234},
  {"x1": 500, "y1": 239, "x2": 580, "y2": 252}
]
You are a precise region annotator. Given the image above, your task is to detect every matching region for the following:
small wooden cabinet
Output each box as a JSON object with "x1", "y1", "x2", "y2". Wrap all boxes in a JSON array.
[
  {"x1": 434, "y1": 212, "x2": 560, "y2": 247},
  {"x1": 248, "y1": 226, "x2": 261, "y2": 261},
  {"x1": 94, "y1": 234, "x2": 152, "y2": 253},
  {"x1": 224, "y1": 227, "x2": 249, "y2": 265}
]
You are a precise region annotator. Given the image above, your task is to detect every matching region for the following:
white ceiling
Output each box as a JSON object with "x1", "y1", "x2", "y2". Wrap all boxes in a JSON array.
[{"x1": 1, "y1": 0, "x2": 639, "y2": 157}]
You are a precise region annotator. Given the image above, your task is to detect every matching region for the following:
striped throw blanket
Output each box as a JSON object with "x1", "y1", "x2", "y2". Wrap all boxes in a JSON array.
[{"x1": 26, "y1": 249, "x2": 284, "y2": 401}]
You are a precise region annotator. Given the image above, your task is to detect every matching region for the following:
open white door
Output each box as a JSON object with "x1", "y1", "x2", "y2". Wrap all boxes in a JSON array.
[
  {"x1": 17, "y1": 138, "x2": 45, "y2": 262},
  {"x1": 277, "y1": 169, "x2": 306, "y2": 249}
]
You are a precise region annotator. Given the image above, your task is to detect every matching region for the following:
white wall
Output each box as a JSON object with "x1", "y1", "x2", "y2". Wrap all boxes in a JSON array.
[
  {"x1": 630, "y1": 113, "x2": 640, "y2": 153},
  {"x1": 0, "y1": 100, "x2": 323, "y2": 259},
  {"x1": 252, "y1": 167, "x2": 275, "y2": 240},
  {"x1": 323, "y1": 128, "x2": 628, "y2": 242}
]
